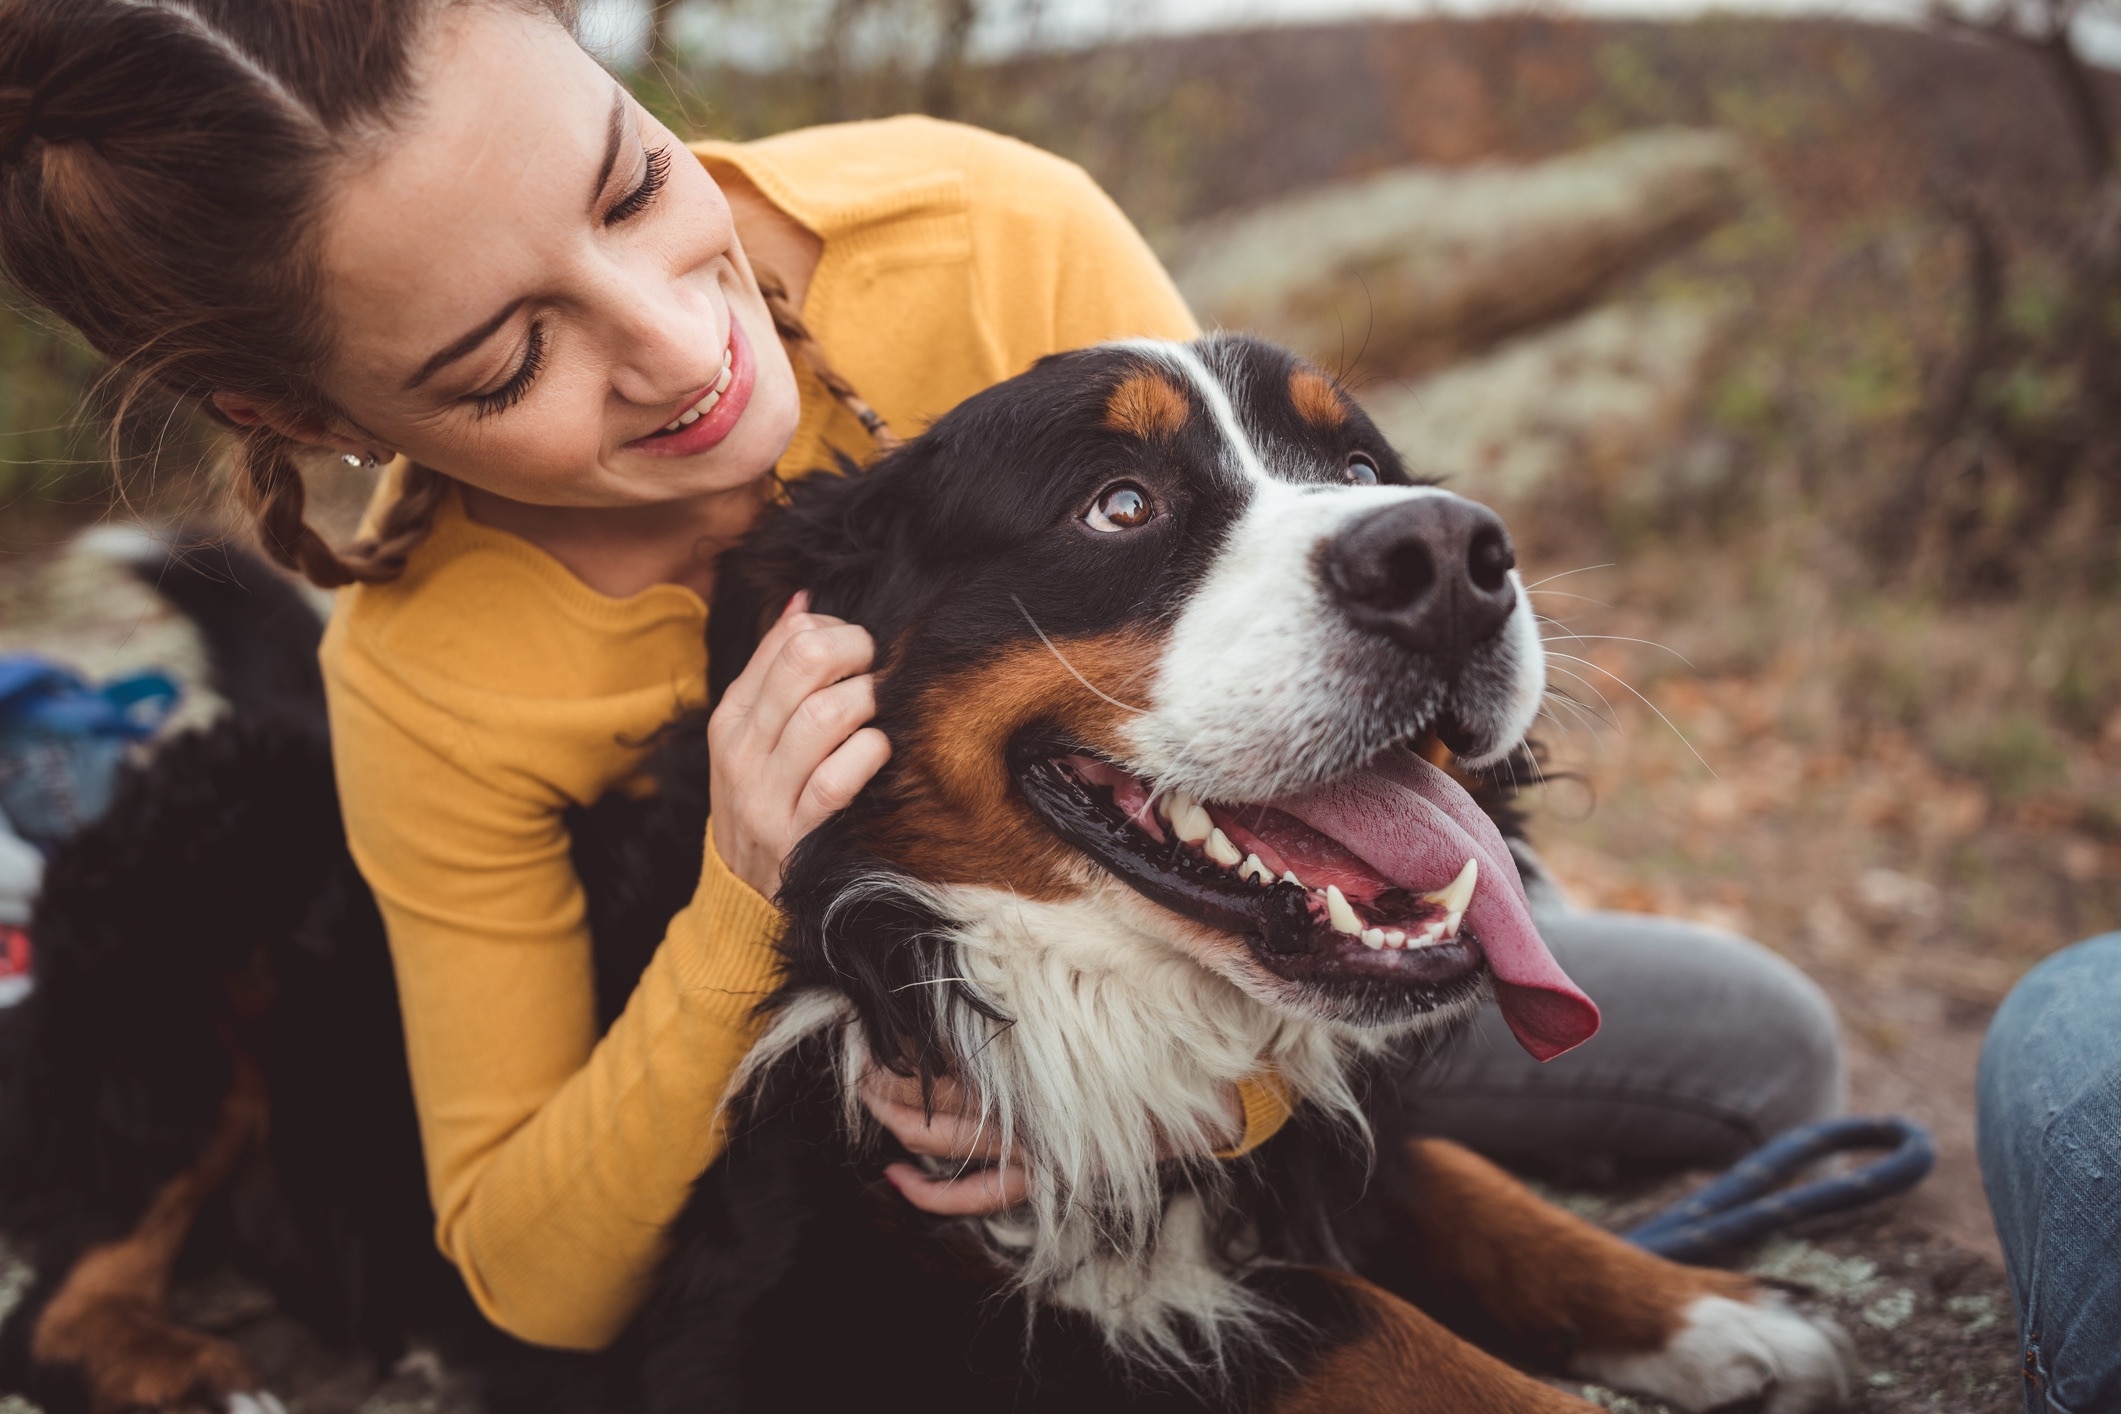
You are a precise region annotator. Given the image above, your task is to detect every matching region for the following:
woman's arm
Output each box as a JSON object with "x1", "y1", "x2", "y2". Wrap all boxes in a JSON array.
[{"x1": 325, "y1": 594, "x2": 877, "y2": 1351}]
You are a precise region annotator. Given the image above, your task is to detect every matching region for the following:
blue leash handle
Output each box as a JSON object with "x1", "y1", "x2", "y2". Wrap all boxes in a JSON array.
[{"x1": 1624, "y1": 1115, "x2": 1936, "y2": 1263}]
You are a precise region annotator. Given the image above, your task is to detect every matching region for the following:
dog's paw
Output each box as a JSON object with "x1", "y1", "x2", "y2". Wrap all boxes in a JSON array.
[{"x1": 1571, "y1": 1290, "x2": 1852, "y2": 1413}]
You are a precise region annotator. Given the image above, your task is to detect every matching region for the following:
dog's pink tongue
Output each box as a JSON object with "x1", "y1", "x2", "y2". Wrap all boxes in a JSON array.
[{"x1": 1272, "y1": 751, "x2": 1600, "y2": 1060}]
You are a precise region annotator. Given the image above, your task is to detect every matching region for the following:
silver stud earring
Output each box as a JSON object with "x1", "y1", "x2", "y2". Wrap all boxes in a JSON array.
[{"x1": 340, "y1": 451, "x2": 382, "y2": 469}]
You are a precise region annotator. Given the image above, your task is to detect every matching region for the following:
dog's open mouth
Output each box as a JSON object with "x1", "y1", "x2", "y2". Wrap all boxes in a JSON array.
[{"x1": 1011, "y1": 735, "x2": 1601, "y2": 1059}]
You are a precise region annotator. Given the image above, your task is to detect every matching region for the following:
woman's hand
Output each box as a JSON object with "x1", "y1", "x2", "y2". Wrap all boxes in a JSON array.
[
  {"x1": 863, "y1": 1067, "x2": 1248, "y2": 1217},
  {"x1": 709, "y1": 592, "x2": 892, "y2": 898}
]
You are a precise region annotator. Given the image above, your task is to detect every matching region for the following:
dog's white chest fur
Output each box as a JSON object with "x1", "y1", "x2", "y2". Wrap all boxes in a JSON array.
[{"x1": 741, "y1": 874, "x2": 1422, "y2": 1364}]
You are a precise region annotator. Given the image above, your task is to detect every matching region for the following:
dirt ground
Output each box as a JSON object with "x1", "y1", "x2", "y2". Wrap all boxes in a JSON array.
[{"x1": 0, "y1": 1197, "x2": 2020, "y2": 1413}]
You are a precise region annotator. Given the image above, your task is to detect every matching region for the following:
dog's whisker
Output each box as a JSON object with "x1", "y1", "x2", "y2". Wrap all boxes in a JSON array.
[
  {"x1": 1011, "y1": 594, "x2": 1148, "y2": 715},
  {"x1": 1539, "y1": 631, "x2": 1696, "y2": 669},
  {"x1": 1520, "y1": 563, "x2": 1615, "y2": 592},
  {"x1": 1539, "y1": 693, "x2": 1607, "y2": 739},
  {"x1": 1525, "y1": 588, "x2": 1612, "y2": 608},
  {"x1": 1543, "y1": 651, "x2": 1717, "y2": 779},
  {"x1": 1543, "y1": 668, "x2": 1620, "y2": 725}
]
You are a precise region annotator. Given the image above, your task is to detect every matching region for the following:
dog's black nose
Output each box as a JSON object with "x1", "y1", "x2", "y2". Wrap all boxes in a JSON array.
[{"x1": 1324, "y1": 497, "x2": 1518, "y2": 657}]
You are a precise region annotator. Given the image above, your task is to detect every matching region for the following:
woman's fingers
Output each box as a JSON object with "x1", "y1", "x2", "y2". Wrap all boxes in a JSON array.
[
  {"x1": 792, "y1": 727, "x2": 890, "y2": 838},
  {"x1": 883, "y1": 1161, "x2": 1030, "y2": 1217},
  {"x1": 706, "y1": 601, "x2": 886, "y2": 898},
  {"x1": 713, "y1": 591, "x2": 812, "y2": 720},
  {"x1": 741, "y1": 623, "x2": 876, "y2": 754},
  {"x1": 760, "y1": 671, "x2": 877, "y2": 798},
  {"x1": 860, "y1": 1068, "x2": 1006, "y2": 1162}
]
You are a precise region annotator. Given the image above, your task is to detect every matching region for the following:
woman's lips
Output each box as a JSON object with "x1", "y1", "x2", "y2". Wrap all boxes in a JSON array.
[{"x1": 626, "y1": 314, "x2": 758, "y2": 458}]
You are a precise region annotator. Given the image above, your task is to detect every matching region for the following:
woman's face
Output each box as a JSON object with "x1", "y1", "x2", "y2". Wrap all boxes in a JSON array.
[{"x1": 313, "y1": 5, "x2": 800, "y2": 508}]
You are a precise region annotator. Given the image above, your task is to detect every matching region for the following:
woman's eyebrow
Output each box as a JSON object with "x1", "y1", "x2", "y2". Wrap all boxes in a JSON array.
[
  {"x1": 406, "y1": 297, "x2": 528, "y2": 393},
  {"x1": 590, "y1": 87, "x2": 627, "y2": 210}
]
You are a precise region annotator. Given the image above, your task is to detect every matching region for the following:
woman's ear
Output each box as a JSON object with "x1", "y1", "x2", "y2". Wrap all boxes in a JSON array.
[{"x1": 209, "y1": 391, "x2": 382, "y2": 459}]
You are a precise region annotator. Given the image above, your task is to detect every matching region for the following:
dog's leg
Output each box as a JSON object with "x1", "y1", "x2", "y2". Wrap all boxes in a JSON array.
[
  {"x1": 1265, "y1": 1269, "x2": 1596, "y2": 1413},
  {"x1": 30, "y1": 1042, "x2": 273, "y2": 1414},
  {"x1": 1371, "y1": 1137, "x2": 1850, "y2": 1414}
]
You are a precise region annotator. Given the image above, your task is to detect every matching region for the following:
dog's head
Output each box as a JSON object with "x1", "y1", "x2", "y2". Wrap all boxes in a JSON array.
[{"x1": 715, "y1": 333, "x2": 1597, "y2": 1069}]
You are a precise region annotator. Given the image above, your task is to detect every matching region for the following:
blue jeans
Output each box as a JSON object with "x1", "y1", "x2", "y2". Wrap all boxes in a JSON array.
[{"x1": 1978, "y1": 932, "x2": 2121, "y2": 1414}]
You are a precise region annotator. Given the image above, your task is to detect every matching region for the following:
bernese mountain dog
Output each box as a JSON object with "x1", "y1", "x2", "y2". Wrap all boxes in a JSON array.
[{"x1": 0, "y1": 335, "x2": 1850, "y2": 1413}]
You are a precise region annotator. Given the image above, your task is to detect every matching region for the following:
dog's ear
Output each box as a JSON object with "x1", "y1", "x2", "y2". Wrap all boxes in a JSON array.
[{"x1": 708, "y1": 448, "x2": 927, "y2": 707}]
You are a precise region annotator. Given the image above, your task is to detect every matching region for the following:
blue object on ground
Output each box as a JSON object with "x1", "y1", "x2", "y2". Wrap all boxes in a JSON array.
[
  {"x1": 0, "y1": 653, "x2": 180, "y2": 850},
  {"x1": 1624, "y1": 1114, "x2": 1937, "y2": 1262}
]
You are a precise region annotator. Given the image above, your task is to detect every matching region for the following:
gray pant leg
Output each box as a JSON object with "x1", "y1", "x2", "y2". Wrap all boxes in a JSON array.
[{"x1": 1398, "y1": 910, "x2": 1846, "y2": 1170}]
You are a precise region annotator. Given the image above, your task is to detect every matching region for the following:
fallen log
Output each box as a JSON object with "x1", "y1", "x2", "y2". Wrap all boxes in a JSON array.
[{"x1": 1172, "y1": 128, "x2": 1747, "y2": 377}]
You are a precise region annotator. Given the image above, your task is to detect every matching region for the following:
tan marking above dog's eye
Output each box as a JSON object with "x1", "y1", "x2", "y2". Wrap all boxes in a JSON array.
[
  {"x1": 1104, "y1": 372, "x2": 1190, "y2": 440},
  {"x1": 1289, "y1": 367, "x2": 1350, "y2": 429},
  {"x1": 1347, "y1": 452, "x2": 1379, "y2": 485},
  {"x1": 1086, "y1": 482, "x2": 1155, "y2": 533}
]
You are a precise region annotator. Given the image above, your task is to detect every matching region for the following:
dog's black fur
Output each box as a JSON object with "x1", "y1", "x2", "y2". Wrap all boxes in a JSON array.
[{"x1": 0, "y1": 338, "x2": 1525, "y2": 1413}]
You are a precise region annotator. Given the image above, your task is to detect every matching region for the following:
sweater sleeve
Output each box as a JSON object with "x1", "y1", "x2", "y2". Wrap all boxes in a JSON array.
[{"x1": 325, "y1": 623, "x2": 783, "y2": 1351}]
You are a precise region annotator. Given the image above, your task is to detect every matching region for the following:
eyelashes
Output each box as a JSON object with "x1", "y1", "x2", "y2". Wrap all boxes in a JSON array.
[
  {"x1": 606, "y1": 145, "x2": 671, "y2": 226},
  {"x1": 472, "y1": 322, "x2": 546, "y2": 419},
  {"x1": 463, "y1": 143, "x2": 669, "y2": 419}
]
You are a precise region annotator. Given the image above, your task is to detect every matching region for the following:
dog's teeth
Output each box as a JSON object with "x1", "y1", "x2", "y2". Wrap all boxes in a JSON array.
[
  {"x1": 1420, "y1": 858, "x2": 1478, "y2": 917},
  {"x1": 1360, "y1": 928, "x2": 1385, "y2": 949},
  {"x1": 1325, "y1": 885, "x2": 1362, "y2": 935},
  {"x1": 1417, "y1": 920, "x2": 1446, "y2": 946},
  {"x1": 1239, "y1": 854, "x2": 1273, "y2": 885},
  {"x1": 1280, "y1": 870, "x2": 1303, "y2": 888},
  {"x1": 1171, "y1": 794, "x2": 1212, "y2": 844},
  {"x1": 1205, "y1": 828, "x2": 1242, "y2": 868}
]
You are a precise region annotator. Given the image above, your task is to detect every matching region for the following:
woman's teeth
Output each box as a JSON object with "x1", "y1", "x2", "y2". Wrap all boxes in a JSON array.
[
  {"x1": 1151, "y1": 788, "x2": 1479, "y2": 951},
  {"x1": 660, "y1": 343, "x2": 736, "y2": 433}
]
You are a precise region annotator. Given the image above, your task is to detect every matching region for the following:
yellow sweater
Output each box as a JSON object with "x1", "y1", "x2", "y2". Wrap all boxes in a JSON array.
[{"x1": 319, "y1": 116, "x2": 1288, "y2": 1352}]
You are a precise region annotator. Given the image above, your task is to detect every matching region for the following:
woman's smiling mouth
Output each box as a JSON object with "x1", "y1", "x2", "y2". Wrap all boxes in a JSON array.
[{"x1": 628, "y1": 314, "x2": 757, "y2": 457}]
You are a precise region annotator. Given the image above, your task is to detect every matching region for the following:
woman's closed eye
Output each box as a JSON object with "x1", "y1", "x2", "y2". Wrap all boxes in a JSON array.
[
  {"x1": 469, "y1": 322, "x2": 547, "y2": 419},
  {"x1": 605, "y1": 145, "x2": 671, "y2": 227}
]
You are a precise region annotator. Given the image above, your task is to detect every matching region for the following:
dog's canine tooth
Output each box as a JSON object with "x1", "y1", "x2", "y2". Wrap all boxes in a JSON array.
[
  {"x1": 1238, "y1": 854, "x2": 1273, "y2": 885},
  {"x1": 1360, "y1": 928, "x2": 1385, "y2": 949},
  {"x1": 1171, "y1": 794, "x2": 1213, "y2": 844},
  {"x1": 1420, "y1": 858, "x2": 1478, "y2": 917},
  {"x1": 1324, "y1": 885, "x2": 1362, "y2": 935},
  {"x1": 1204, "y1": 828, "x2": 1242, "y2": 868}
]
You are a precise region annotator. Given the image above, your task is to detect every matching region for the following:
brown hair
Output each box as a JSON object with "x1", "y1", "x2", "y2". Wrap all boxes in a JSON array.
[{"x1": 0, "y1": 0, "x2": 572, "y2": 588}]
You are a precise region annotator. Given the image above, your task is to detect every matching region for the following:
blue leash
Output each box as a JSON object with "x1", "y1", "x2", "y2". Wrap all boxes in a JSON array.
[{"x1": 1624, "y1": 1115, "x2": 1936, "y2": 1263}]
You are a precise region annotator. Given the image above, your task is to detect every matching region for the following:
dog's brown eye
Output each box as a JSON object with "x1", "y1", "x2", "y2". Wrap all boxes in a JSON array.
[
  {"x1": 1347, "y1": 453, "x2": 1379, "y2": 486},
  {"x1": 1086, "y1": 482, "x2": 1154, "y2": 533}
]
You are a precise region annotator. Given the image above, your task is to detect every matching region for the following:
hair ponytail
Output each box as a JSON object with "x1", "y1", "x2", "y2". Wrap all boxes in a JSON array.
[
  {"x1": 233, "y1": 430, "x2": 452, "y2": 588},
  {"x1": 757, "y1": 272, "x2": 902, "y2": 454}
]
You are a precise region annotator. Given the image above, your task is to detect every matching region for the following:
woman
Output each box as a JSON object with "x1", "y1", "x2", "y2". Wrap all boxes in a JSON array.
[{"x1": 0, "y1": 0, "x2": 1844, "y2": 1359}]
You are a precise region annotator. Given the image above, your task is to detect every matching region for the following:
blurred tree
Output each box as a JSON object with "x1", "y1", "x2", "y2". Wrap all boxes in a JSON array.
[{"x1": 1876, "y1": 0, "x2": 2121, "y2": 592}]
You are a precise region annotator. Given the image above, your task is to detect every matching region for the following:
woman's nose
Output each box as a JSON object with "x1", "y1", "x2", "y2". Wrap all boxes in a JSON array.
[{"x1": 603, "y1": 273, "x2": 727, "y2": 409}]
